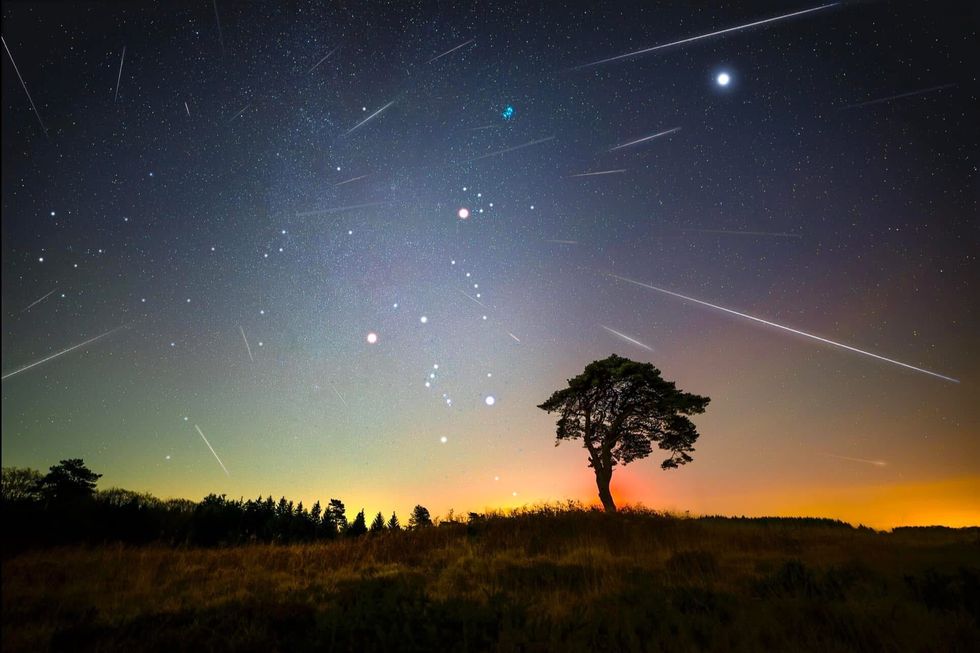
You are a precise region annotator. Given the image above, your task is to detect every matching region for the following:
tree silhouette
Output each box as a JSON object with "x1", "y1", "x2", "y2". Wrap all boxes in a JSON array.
[
  {"x1": 1, "y1": 467, "x2": 43, "y2": 503},
  {"x1": 326, "y1": 498, "x2": 347, "y2": 535},
  {"x1": 408, "y1": 505, "x2": 432, "y2": 529},
  {"x1": 36, "y1": 459, "x2": 102, "y2": 504},
  {"x1": 538, "y1": 354, "x2": 709, "y2": 512},
  {"x1": 369, "y1": 511, "x2": 386, "y2": 533},
  {"x1": 310, "y1": 500, "x2": 323, "y2": 537},
  {"x1": 387, "y1": 512, "x2": 401, "y2": 531},
  {"x1": 347, "y1": 509, "x2": 368, "y2": 537}
]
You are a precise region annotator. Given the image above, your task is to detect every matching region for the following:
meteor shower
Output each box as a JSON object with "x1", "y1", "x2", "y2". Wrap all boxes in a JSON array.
[{"x1": 2, "y1": 2, "x2": 977, "y2": 652}]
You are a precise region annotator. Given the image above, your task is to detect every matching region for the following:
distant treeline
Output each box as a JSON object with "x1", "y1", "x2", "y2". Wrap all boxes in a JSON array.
[
  {"x1": 2, "y1": 460, "x2": 434, "y2": 551},
  {"x1": 7, "y1": 459, "x2": 940, "y2": 555}
]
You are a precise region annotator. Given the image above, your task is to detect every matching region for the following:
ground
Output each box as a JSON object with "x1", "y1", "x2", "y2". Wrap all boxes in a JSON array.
[{"x1": 3, "y1": 507, "x2": 978, "y2": 652}]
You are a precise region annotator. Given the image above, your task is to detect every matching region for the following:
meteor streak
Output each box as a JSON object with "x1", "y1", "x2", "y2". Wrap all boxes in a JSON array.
[
  {"x1": 567, "y1": 169, "x2": 627, "y2": 178},
  {"x1": 606, "y1": 273, "x2": 959, "y2": 383},
  {"x1": 545, "y1": 239, "x2": 579, "y2": 244},
  {"x1": 600, "y1": 325, "x2": 653, "y2": 352},
  {"x1": 329, "y1": 382, "x2": 348, "y2": 408},
  {"x1": 238, "y1": 326, "x2": 254, "y2": 362},
  {"x1": 334, "y1": 174, "x2": 368, "y2": 186},
  {"x1": 308, "y1": 46, "x2": 340, "y2": 73},
  {"x1": 228, "y1": 103, "x2": 250, "y2": 122},
  {"x1": 427, "y1": 39, "x2": 474, "y2": 64},
  {"x1": 184, "y1": 101, "x2": 190, "y2": 117},
  {"x1": 1, "y1": 35, "x2": 48, "y2": 135},
  {"x1": 194, "y1": 425, "x2": 230, "y2": 476},
  {"x1": 843, "y1": 83, "x2": 955, "y2": 109},
  {"x1": 576, "y1": 3, "x2": 839, "y2": 68},
  {"x1": 467, "y1": 136, "x2": 555, "y2": 162},
  {"x1": 455, "y1": 290, "x2": 523, "y2": 345},
  {"x1": 212, "y1": 0, "x2": 225, "y2": 55},
  {"x1": 457, "y1": 288, "x2": 488, "y2": 308},
  {"x1": 823, "y1": 453, "x2": 887, "y2": 467},
  {"x1": 684, "y1": 228, "x2": 802, "y2": 239},
  {"x1": 21, "y1": 288, "x2": 57, "y2": 312},
  {"x1": 114, "y1": 46, "x2": 126, "y2": 102},
  {"x1": 609, "y1": 127, "x2": 680, "y2": 151},
  {"x1": 345, "y1": 101, "x2": 395, "y2": 135},
  {"x1": 295, "y1": 200, "x2": 389, "y2": 217},
  {"x1": 1, "y1": 326, "x2": 125, "y2": 381}
]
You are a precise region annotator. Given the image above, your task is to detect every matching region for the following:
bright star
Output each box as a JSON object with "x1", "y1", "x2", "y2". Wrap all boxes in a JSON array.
[
  {"x1": 366, "y1": 332, "x2": 378, "y2": 344},
  {"x1": 716, "y1": 72, "x2": 731, "y2": 86}
]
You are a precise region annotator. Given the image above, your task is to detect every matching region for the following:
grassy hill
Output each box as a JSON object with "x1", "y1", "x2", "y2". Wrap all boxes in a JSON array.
[{"x1": 3, "y1": 505, "x2": 978, "y2": 652}]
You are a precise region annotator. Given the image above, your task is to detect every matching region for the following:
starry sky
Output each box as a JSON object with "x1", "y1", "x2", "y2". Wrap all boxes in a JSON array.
[{"x1": 2, "y1": 1, "x2": 977, "y2": 529}]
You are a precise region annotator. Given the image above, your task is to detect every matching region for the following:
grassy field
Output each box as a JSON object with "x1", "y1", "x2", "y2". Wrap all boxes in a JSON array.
[{"x1": 3, "y1": 506, "x2": 978, "y2": 652}]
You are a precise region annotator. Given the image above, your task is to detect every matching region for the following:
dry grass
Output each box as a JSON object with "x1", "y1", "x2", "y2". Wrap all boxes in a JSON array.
[{"x1": 3, "y1": 506, "x2": 978, "y2": 652}]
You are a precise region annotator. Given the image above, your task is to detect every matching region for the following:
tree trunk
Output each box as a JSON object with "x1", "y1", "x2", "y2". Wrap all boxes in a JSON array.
[{"x1": 594, "y1": 466, "x2": 617, "y2": 512}]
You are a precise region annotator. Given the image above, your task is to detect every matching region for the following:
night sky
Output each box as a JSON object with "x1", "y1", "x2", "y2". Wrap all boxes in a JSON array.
[{"x1": 2, "y1": 1, "x2": 977, "y2": 529}]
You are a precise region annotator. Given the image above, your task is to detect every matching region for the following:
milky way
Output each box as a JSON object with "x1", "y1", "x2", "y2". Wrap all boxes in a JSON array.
[{"x1": 1, "y1": 2, "x2": 975, "y2": 527}]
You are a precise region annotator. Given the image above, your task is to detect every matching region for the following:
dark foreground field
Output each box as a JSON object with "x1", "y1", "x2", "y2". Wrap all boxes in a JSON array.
[{"x1": 3, "y1": 507, "x2": 978, "y2": 653}]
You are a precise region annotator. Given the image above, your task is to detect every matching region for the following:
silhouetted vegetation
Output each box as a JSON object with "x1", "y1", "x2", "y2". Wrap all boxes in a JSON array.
[
  {"x1": 3, "y1": 501, "x2": 978, "y2": 653},
  {"x1": 1, "y1": 462, "x2": 410, "y2": 552},
  {"x1": 539, "y1": 354, "x2": 710, "y2": 511},
  {"x1": 408, "y1": 504, "x2": 433, "y2": 529},
  {"x1": 3, "y1": 461, "x2": 978, "y2": 652}
]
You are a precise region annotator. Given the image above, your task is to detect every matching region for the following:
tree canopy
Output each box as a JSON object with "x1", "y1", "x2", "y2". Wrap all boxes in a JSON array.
[
  {"x1": 370, "y1": 511, "x2": 386, "y2": 533},
  {"x1": 408, "y1": 505, "x2": 432, "y2": 529},
  {"x1": 1, "y1": 467, "x2": 43, "y2": 503},
  {"x1": 36, "y1": 459, "x2": 102, "y2": 503},
  {"x1": 538, "y1": 354, "x2": 709, "y2": 511},
  {"x1": 347, "y1": 509, "x2": 368, "y2": 537}
]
